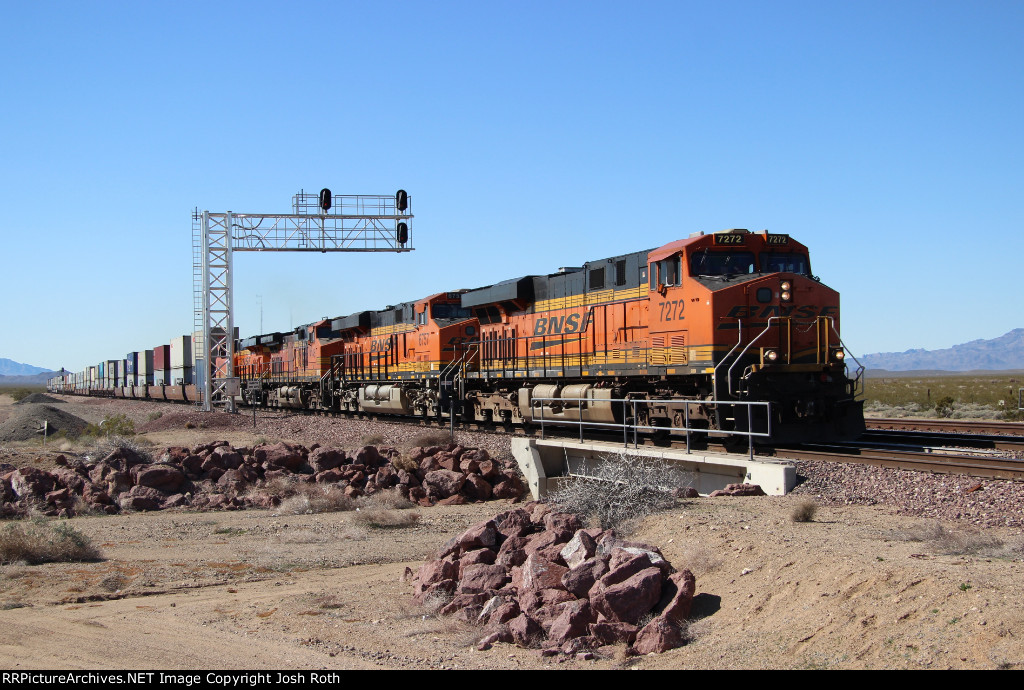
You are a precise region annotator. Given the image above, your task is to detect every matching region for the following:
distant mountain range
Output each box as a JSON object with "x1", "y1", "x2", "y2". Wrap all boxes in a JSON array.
[
  {"x1": 0, "y1": 358, "x2": 56, "y2": 387},
  {"x1": 0, "y1": 358, "x2": 51, "y2": 376},
  {"x1": 862, "y1": 328, "x2": 1024, "y2": 372}
]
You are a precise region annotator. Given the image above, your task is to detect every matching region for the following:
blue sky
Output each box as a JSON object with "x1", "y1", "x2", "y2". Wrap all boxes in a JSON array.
[{"x1": 1, "y1": 1, "x2": 1021, "y2": 372}]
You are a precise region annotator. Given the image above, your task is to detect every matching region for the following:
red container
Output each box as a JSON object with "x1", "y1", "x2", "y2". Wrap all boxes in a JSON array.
[{"x1": 154, "y1": 345, "x2": 171, "y2": 370}]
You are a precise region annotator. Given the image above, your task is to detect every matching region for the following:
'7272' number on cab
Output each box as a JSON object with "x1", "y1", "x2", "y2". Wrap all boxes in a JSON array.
[{"x1": 659, "y1": 300, "x2": 684, "y2": 321}]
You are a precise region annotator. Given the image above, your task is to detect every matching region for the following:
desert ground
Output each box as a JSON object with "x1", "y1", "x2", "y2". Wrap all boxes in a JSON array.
[{"x1": 0, "y1": 393, "x2": 1022, "y2": 670}]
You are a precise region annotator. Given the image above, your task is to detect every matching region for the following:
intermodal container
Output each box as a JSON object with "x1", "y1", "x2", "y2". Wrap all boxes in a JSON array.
[{"x1": 170, "y1": 336, "x2": 192, "y2": 370}]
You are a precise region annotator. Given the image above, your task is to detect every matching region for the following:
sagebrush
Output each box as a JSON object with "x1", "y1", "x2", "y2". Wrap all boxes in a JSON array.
[
  {"x1": 548, "y1": 452, "x2": 690, "y2": 529},
  {"x1": 82, "y1": 413, "x2": 136, "y2": 438},
  {"x1": 0, "y1": 519, "x2": 101, "y2": 565},
  {"x1": 791, "y1": 499, "x2": 818, "y2": 523}
]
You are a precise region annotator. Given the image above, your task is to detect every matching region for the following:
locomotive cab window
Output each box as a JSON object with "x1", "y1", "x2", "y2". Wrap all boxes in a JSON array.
[
  {"x1": 689, "y1": 251, "x2": 755, "y2": 277},
  {"x1": 651, "y1": 253, "x2": 684, "y2": 286},
  {"x1": 761, "y1": 252, "x2": 810, "y2": 275},
  {"x1": 431, "y1": 303, "x2": 473, "y2": 321}
]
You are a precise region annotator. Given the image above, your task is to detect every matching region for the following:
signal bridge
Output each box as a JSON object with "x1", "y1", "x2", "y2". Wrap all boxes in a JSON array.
[{"x1": 192, "y1": 189, "x2": 413, "y2": 411}]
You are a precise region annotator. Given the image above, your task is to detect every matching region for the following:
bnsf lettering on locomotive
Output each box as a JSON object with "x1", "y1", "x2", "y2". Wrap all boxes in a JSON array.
[{"x1": 533, "y1": 310, "x2": 591, "y2": 336}]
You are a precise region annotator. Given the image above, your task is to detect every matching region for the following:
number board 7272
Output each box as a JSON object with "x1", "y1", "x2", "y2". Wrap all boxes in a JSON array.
[{"x1": 713, "y1": 233, "x2": 746, "y2": 245}]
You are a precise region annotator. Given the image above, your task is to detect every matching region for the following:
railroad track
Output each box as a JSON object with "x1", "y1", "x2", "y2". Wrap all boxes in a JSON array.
[
  {"x1": 859, "y1": 429, "x2": 1024, "y2": 454},
  {"x1": 867, "y1": 417, "x2": 1024, "y2": 436},
  {"x1": 772, "y1": 443, "x2": 1024, "y2": 481}
]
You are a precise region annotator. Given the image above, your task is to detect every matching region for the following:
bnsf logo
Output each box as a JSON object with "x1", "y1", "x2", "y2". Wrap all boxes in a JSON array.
[{"x1": 533, "y1": 311, "x2": 592, "y2": 336}]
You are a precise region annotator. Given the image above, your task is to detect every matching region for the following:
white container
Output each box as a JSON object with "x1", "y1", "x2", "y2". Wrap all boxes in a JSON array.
[{"x1": 171, "y1": 336, "x2": 192, "y2": 369}]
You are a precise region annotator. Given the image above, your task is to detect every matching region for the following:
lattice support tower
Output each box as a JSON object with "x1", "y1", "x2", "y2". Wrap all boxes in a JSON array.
[{"x1": 194, "y1": 191, "x2": 413, "y2": 411}]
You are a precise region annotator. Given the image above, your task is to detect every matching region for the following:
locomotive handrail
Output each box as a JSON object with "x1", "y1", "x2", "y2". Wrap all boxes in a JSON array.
[
  {"x1": 827, "y1": 318, "x2": 865, "y2": 398},
  {"x1": 726, "y1": 317, "x2": 783, "y2": 396},
  {"x1": 713, "y1": 319, "x2": 744, "y2": 399},
  {"x1": 530, "y1": 396, "x2": 771, "y2": 460}
]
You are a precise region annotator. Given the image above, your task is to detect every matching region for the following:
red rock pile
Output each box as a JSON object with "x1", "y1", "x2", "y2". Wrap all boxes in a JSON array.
[
  {"x1": 0, "y1": 441, "x2": 524, "y2": 517},
  {"x1": 709, "y1": 482, "x2": 766, "y2": 497},
  {"x1": 411, "y1": 502, "x2": 696, "y2": 656}
]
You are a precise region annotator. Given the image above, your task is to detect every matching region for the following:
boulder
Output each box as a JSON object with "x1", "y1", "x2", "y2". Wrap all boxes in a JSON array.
[
  {"x1": 423, "y1": 469, "x2": 466, "y2": 499},
  {"x1": 9, "y1": 467, "x2": 55, "y2": 499},
  {"x1": 309, "y1": 448, "x2": 346, "y2": 472},
  {"x1": 560, "y1": 530, "x2": 597, "y2": 569},
  {"x1": 459, "y1": 563, "x2": 511, "y2": 594},
  {"x1": 632, "y1": 616, "x2": 687, "y2": 654},
  {"x1": 508, "y1": 614, "x2": 545, "y2": 647},
  {"x1": 134, "y1": 464, "x2": 186, "y2": 492},
  {"x1": 547, "y1": 599, "x2": 595, "y2": 646},
  {"x1": 590, "y1": 567, "x2": 662, "y2": 625},
  {"x1": 254, "y1": 442, "x2": 306, "y2": 471},
  {"x1": 119, "y1": 485, "x2": 165, "y2": 511},
  {"x1": 561, "y1": 554, "x2": 610, "y2": 599},
  {"x1": 512, "y1": 554, "x2": 569, "y2": 593}
]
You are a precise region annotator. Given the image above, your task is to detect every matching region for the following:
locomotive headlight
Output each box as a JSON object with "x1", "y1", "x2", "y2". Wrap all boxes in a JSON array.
[
  {"x1": 780, "y1": 290, "x2": 792, "y2": 302},
  {"x1": 833, "y1": 348, "x2": 845, "y2": 361},
  {"x1": 780, "y1": 281, "x2": 791, "y2": 292},
  {"x1": 765, "y1": 349, "x2": 778, "y2": 362}
]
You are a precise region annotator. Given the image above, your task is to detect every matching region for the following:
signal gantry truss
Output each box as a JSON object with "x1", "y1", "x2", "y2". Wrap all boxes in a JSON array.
[{"x1": 192, "y1": 191, "x2": 413, "y2": 411}]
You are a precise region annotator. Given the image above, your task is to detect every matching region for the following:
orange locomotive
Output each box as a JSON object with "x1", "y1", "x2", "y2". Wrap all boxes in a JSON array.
[{"x1": 235, "y1": 229, "x2": 864, "y2": 441}]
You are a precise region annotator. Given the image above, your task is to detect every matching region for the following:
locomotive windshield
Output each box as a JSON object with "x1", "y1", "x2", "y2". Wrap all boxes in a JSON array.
[
  {"x1": 761, "y1": 252, "x2": 810, "y2": 275},
  {"x1": 431, "y1": 303, "x2": 473, "y2": 320},
  {"x1": 689, "y1": 251, "x2": 756, "y2": 277}
]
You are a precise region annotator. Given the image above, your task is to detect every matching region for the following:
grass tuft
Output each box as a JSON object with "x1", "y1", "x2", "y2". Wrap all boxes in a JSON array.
[
  {"x1": 350, "y1": 508, "x2": 421, "y2": 529},
  {"x1": 0, "y1": 519, "x2": 101, "y2": 565},
  {"x1": 790, "y1": 499, "x2": 818, "y2": 523},
  {"x1": 896, "y1": 521, "x2": 1023, "y2": 558}
]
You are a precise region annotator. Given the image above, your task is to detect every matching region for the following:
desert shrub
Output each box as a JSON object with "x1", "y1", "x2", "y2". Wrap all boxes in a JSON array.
[
  {"x1": 351, "y1": 507, "x2": 421, "y2": 528},
  {"x1": 1001, "y1": 407, "x2": 1024, "y2": 422},
  {"x1": 6, "y1": 388, "x2": 35, "y2": 402},
  {"x1": 790, "y1": 499, "x2": 818, "y2": 523},
  {"x1": 83, "y1": 413, "x2": 136, "y2": 438},
  {"x1": 361, "y1": 489, "x2": 415, "y2": 510},
  {"x1": 359, "y1": 434, "x2": 386, "y2": 447},
  {"x1": 406, "y1": 431, "x2": 452, "y2": 449},
  {"x1": 90, "y1": 435, "x2": 152, "y2": 463},
  {"x1": 934, "y1": 396, "x2": 955, "y2": 418},
  {"x1": 0, "y1": 519, "x2": 101, "y2": 565},
  {"x1": 548, "y1": 452, "x2": 690, "y2": 530},
  {"x1": 898, "y1": 521, "x2": 1023, "y2": 558},
  {"x1": 278, "y1": 485, "x2": 356, "y2": 515},
  {"x1": 391, "y1": 454, "x2": 421, "y2": 473},
  {"x1": 146, "y1": 411, "x2": 163, "y2": 421}
]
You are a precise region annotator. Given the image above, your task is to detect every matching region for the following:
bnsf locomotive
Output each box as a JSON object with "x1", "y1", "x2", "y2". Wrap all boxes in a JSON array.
[{"x1": 229, "y1": 229, "x2": 864, "y2": 442}]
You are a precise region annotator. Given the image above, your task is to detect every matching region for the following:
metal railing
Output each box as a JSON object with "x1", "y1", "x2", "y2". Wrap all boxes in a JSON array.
[{"x1": 530, "y1": 397, "x2": 772, "y2": 460}]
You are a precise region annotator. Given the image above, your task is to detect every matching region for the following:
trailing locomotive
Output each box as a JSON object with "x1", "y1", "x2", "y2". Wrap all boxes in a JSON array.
[{"x1": 232, "y1": 229, "x2": 865, "y2": 442}]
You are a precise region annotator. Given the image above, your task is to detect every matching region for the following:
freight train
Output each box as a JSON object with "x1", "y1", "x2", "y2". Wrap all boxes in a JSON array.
[{"x1": 51, "y1": 229, "x2": 864, "y2": 442}]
